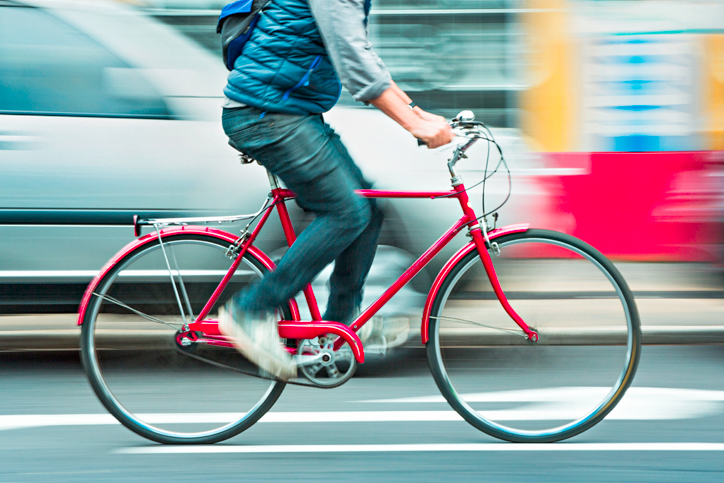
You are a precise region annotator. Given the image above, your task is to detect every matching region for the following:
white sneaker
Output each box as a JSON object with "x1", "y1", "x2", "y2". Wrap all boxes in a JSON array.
[
  {"x1": 218, "y1": 306, "x2": 297, "y2": 381},
  {"x1": 357, "y1": 315, "x2": 410, "y2": 353}
]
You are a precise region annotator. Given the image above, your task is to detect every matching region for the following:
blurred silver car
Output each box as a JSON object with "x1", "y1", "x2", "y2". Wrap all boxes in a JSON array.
[{"x1": 0, "y1": 0, "x2": 562, "y2": 315}]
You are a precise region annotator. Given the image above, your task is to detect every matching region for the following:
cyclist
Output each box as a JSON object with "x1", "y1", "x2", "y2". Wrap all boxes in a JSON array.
[{"x1": 219, "y1": 0, "x2": 454, "y2": 380}]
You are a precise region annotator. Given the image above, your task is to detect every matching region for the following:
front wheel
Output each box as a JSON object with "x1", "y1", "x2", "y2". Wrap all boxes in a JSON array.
[
  {"x1": 427, "y1": 229, "x2": 641, "y2": 442},
  {"x1": 80, "y1": 232, "x2": 288, "y2": 444}
]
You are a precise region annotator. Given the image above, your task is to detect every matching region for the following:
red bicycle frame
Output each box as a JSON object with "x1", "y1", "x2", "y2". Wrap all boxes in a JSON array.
[
  {"x1": 77, "y1": 176, "x2": 539, "y2": 363},
  {"x1": 185, "y1": 180, "x2": 538, "y2": 354}
]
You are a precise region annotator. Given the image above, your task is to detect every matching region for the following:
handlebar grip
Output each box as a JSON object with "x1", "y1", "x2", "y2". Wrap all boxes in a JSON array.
[{"x1": 417, "y1": 138, "x2": 426, "y2": 147}]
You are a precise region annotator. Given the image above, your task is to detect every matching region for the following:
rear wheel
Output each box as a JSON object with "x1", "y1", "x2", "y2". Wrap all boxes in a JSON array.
[
  {"x1": 80, "y1": 232, "x2": 288, "y2": 444},
  {"x1": 427, "y1": 229, "x2": 641, "y2": 442}
]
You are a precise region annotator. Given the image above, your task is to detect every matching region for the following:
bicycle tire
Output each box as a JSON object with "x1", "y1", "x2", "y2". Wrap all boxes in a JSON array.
[
  {"x1": 426, "y1": 229, "x2": 641, "y2": 443},
  {"x1": 81, "y1": 232, "x2": 288, "y2": 444}
]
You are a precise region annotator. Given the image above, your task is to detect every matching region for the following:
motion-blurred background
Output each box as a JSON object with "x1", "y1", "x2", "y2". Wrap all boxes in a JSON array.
[
  {"x1": 1, "y1": 0, "x2": 723, "y2": 322},
  {"x1": 3, "y1": 5, "x2": 724, "y2": 479}
]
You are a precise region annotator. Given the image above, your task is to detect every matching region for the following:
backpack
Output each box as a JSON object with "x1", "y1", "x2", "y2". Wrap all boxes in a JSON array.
[{"x1": 217, "y1": 0, "x2": 271, "y2": 71}]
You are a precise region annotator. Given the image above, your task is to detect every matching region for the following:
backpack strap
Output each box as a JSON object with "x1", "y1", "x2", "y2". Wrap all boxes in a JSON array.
[{"x1": 218, "y1": 0, "x2": 273, "y2": 71}]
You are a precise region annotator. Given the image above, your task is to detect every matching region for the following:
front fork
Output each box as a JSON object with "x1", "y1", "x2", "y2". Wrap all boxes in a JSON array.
[{"x1": 469, "y1": 225, "x2": 539, "y2": 343}]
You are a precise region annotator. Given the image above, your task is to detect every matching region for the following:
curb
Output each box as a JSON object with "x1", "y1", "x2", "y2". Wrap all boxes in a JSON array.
[{"x1": 3, "y1": 326, "x2": 724, "y2": 352}]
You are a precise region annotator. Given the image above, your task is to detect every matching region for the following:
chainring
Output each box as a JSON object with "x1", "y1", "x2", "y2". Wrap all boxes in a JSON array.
[{"x1": 295, "y1": 336, "x2": 357, "y2": 388}]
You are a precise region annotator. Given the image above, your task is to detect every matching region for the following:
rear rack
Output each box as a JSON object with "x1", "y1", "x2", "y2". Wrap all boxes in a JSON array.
[{"x1": 0, "y1": 209, "x2": 254, "y2": 237}]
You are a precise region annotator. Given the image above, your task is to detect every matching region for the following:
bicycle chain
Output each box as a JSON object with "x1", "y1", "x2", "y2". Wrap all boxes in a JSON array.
[{"x1": 174, "y1": 345, "x2": 339, "y2": 390}]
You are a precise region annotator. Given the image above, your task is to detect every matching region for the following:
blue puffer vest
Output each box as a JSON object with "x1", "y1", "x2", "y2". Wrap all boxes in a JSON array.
[{"x1": 224, "y1": 0, "x2": 343, "y2": 115}]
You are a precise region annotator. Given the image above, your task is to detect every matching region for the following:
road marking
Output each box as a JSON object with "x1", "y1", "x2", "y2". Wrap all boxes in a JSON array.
[
  {"x1": 3, "y1": 387, "x2": 724, "y2": 432},
  {"x1": 360, "y1": 387, "x2": 724, "y2": 420},
  {"x1": 0, "y1": 414, "x2": 119, "y2": 432},
  {"x1": 115, "y1": 443, "x2": 724, "y2": 455},
  {"x1": 363, "y1": 387, "x2": 724, "y2": 403},
  {"x1": 0, "y1": 412, "x2": 465, "y2": 432}
]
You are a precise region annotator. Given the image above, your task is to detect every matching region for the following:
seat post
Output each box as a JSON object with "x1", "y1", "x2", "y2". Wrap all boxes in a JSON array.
[{"x1": 266, "y1": 170, "x2": 281, "y2": 190}]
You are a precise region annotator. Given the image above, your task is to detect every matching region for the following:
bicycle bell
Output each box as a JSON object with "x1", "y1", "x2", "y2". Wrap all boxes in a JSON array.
[{"x1": 455, "y1": 110, "x2": 475, "y2": 123}]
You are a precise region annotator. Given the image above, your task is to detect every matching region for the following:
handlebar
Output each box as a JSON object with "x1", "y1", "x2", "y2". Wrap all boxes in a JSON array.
[
  {"x1": 414, "y1": 110, "x2": 500, "y2": 182},
  {"x1": 414, "y1": 110, "x2": 510, "y2": 222},
  {"x1": 416, "y1": 110, "x2": 487, "y2": 148}
]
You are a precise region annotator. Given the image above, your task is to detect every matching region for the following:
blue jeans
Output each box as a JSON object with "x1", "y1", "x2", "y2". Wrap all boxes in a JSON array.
[{"x1": 222, "y1": 106, "x2": 383, "y2": 323}]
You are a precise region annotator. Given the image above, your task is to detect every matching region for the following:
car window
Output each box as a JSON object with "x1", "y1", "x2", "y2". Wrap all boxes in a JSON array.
[{"x1": 0, "y1": 5, "x2": 172, "y2": 118}]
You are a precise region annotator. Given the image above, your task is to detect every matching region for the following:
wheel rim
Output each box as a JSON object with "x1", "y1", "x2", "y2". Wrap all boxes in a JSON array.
[
  {"x1": 83, "y1": 235, "x2": 284, "y2": 442},
  {"x1": 431, "y1": 233, "x2": 639, "y2": 441}
]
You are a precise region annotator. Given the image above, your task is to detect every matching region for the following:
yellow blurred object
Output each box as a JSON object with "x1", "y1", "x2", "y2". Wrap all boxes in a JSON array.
[
  {"x1": 519, "y1": 0, "x2": 577, "y2": 152},
  {"x1": 702, "y1": 34, "x2": 724, "y2": 151}
]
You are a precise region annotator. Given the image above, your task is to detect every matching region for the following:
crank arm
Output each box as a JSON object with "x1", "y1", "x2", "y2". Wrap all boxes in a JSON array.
[{"x1": 293, "y1": 353, "x2": 326, "y2": 367}]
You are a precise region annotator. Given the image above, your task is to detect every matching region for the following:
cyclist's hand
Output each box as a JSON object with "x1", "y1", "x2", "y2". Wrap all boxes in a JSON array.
[
  {"x1": 415, "y1": 108, "x2": 446, "y2": 124},
  {"x1": 411, "y1": 120, "x2": 454, "y2": 149}
]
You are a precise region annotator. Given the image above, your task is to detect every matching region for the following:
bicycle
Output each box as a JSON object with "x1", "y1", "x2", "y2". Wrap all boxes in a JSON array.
[{"x1": 79, "y1": 111, "x2": 641, "y2": 444}]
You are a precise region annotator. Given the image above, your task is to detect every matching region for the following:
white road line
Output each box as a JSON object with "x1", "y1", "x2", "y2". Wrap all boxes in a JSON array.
[
  {"x1": 362, "y1": 387, "x2": 724, "y2": 403},
  {"x1": 115, "y1": 443, "x2": 724, "y2": 455},
  {"x1": 0, "y1": 414, "x2": 118, "y2": 432},
  {"x1": 360, "y1": 387, "x2": 724, "y2": 420},
  {"x1": 0, "y1": 412, "x2": 463, "y2": 432},
  {"x1": 3, "y1": 387, "x2": 724, "y2": 432},
  {"x1": 260, "y1": 411, "x2": 462, "y2": 423}
]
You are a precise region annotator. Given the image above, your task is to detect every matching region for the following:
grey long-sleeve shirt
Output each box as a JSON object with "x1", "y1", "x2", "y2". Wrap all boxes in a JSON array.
[{"x1": 308, "y1": 0, "x2": 392, "y2": 103}]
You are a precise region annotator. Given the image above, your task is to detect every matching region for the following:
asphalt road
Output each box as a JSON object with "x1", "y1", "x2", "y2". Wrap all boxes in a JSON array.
[{"x1": 1, "y1": 344, "x2": 724, "y2": 482}]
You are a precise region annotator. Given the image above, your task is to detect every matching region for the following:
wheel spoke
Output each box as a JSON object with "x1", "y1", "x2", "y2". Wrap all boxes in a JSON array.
[
  {"x1": 430, "y1": 315, "x2": 528, "y2": 338},
  {"x1": 91, "y1": 292, "x2": 182, "y2": 330},
  {"x1": 427, "y1": 229, "x2": 640, "y2": 442},
  {"x1": 82, "y1": 234, "x2": 286, "y2": 444}
]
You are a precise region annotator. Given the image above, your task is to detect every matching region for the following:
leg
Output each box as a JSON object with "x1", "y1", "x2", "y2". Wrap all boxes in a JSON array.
[
  {"x1": 225, "y1": 111, "x2": 375, "y2": 313},
  {"x1": 322, "y1": 123, "x2": 384, "y2": 323},
  {"x1": 223, "y1": 104, "x2": 380, "y2": 309},
  {"x1": 222, "y1": 107, "x2": 377, "y2": 379}
]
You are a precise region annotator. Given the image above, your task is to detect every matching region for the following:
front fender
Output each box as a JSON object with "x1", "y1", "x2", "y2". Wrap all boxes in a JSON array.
[
  {"x1": 77, "y1": 226, "x2": 299, "y2": 325},
  {"x1": 420, "y1": 223, "x2": 529, "y2": 344}
]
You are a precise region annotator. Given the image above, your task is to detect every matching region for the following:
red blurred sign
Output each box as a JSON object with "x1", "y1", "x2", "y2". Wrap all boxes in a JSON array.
[{"x1": 543, "y1": 151, "x2": 724, "y2": 261}]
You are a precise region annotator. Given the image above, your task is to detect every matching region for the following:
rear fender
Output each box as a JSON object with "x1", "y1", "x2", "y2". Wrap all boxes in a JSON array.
[
  {"x1": 76, "y1": 226, "x2": 299, "y2": 325},
  {"x1": 420, "y1": 223, "x2": 529, "y2": 344}
]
